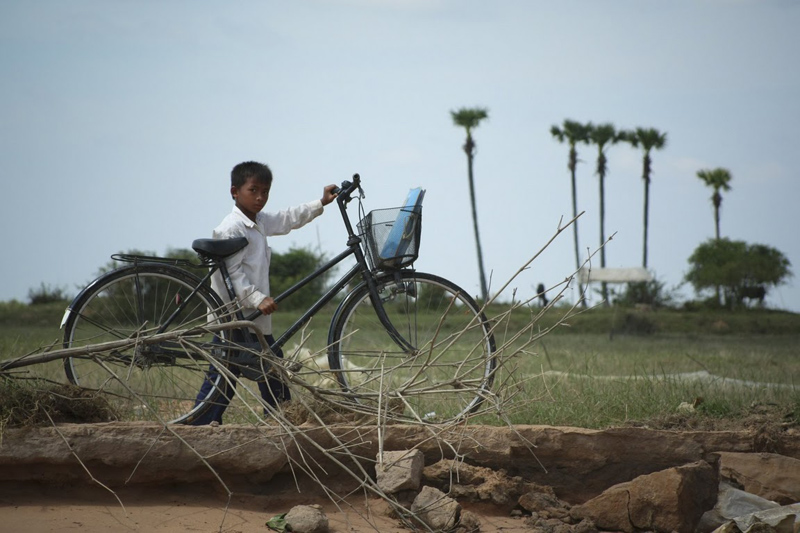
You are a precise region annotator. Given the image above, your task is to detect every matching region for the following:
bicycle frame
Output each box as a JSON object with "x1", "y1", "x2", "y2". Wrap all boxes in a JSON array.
[{"x1": 45, "y1": 174, "x2": 416, "y2": 373}]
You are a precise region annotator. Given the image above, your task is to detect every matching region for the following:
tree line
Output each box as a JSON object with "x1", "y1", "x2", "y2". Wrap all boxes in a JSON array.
[
  {"x1": 450, "y1": 109, "x2": 791, "y2": 310},
  {"x1": 26, "y1": 246, "x2": 333, "y2": 309}
]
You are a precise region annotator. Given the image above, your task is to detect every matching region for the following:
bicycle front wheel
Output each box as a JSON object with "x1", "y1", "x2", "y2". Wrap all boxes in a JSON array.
[
  {"x1": 62, "y1": 263, "x2": 230, "y2": 424},
  {"x1": 328, "y1": 271, "x2": 496, "y2": 422}
]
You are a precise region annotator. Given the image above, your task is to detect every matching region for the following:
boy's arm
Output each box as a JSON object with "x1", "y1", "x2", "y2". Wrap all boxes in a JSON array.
[
  {"x1": 262, "y1": 184, "x2": 337, "y2": 236},
  {"x1": 262, "y1": 200, "x2": 324, "y2": 237}
]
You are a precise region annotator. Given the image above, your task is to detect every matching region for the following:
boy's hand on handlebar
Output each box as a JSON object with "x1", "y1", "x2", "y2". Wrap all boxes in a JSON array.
[
  {"x1": 257, "y1": 297, "x2": 277, "y2": 315},
  {"x1": 321, "y1": 184, "x2": 338, "y2": 206}
]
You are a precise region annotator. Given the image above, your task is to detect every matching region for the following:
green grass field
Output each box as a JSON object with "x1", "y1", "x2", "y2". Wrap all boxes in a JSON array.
[{"x1": 2, "y1": 300, "x2": 798, "y2": 429}]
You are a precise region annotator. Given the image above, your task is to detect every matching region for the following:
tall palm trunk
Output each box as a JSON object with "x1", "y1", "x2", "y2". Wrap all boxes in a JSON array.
[
  {"x1": 551, "y1": 120, "x2": 590, "y2": 307},
  {"x1": 713, "y1": 192, "x2": 722, "y2": 304},
  {"x1": 625, "y1": 128, "x2": 666, "y2": 272},
  {"x1": 642, "y1": 153, "x2": 651, "y2": 268},
  {"x1": 568, "y1": 146, "x2": 582, "y2": 297},
  {"x1": 598, "y1": 150, "x2": 608, "y2": 301},
  {"x1": 464, "y1": 136, "x2": 489, "y2": 303},
  {"x1": 588, "y1": 123, "x2": 621, "y2": 305},
  {"x1": 451, "y1": 107, "x2": 490, "y2": 303}
]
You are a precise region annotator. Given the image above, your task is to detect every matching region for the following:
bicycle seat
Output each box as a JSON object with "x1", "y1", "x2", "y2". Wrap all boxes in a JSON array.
[{"x1": 192, "y1": 237, "x2": 249, "y2": 260}]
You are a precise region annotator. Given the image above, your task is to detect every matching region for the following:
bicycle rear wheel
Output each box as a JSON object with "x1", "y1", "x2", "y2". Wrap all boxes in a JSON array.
[
  {"x1": 328, "y1": 271, "x2": 496, "y2": 422},
  {"x1": 62, "y1": 263, "x2": 230, "y2": 424}
]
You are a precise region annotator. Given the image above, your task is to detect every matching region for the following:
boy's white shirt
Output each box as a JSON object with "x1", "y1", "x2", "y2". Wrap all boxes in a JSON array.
[{"x1": 210, "y1": 200, "x2": 324, "y2": 334}]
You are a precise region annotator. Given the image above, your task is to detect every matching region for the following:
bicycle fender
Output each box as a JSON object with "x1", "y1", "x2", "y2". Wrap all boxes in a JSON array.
[
  {"x1": 326, "y1": 280, "x2": 369, "y2": 346},
  {"x1": 59, "y1": 268, "x2": 128, "y2": 329},
  {"x1": 60, "y1": 262, "x2": 208, "y2": 329},
  {"x1": 325, "y1": 270, "x2": 428, "y2": 347}
]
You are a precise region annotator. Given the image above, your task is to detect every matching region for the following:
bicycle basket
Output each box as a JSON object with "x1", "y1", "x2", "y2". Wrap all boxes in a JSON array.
[{"x1": 358, "y1": 206, "x2": 422, "y2": 271}]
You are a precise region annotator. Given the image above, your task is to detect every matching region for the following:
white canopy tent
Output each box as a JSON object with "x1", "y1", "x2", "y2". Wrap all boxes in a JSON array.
[{"x1": 578, "y1": 267, "x2": 654, "y2": 285}]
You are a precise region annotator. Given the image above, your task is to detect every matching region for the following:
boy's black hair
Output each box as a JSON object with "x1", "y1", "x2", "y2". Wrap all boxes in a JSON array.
[{"x1": 231, "y1": 161, "x2": 273, "y2": 189}]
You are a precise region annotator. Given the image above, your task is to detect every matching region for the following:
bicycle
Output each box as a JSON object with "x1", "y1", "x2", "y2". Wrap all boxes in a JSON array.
[{"x1": 59, "y1": 174, "x2": 497, "y2": 424}]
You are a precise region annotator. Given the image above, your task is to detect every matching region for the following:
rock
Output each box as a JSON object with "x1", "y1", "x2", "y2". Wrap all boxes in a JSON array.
[
  {"x1": 518, "y1": 490, "x2": 573, "y2": 522},
  {"x1": 454, "y1": 509, "x2": 481, "y2": 533},
  {"x1": 411, "y1": 486, "x2": 460, "y2": 531},
  {"x1": 524, "y1": 516, "x2": 573, "y2": 533},
  {"x1": 450, "y1": 484, "x2": 479, "y2": 501},
  {"x1": 519, "y1": 490, "x2": 569, "y2": 513},
  {"x1": 424, "y1": 459, "x2": 553, "y2": 507},
  {"x1": 285, "y1": 504, "x2": 329, "y2": 533},
  {"x1": 375, "y1": 449, "x2": 424, "y2": 494},
  {"x1": 571, "y1": 460, "x2": 718, "y2": 533},
  {"x1": 718, "y1": 452, "x2": 800, "y2": 505},
  {"x1": 572, "y1": 518, "x2": 599, "y2": 533}
]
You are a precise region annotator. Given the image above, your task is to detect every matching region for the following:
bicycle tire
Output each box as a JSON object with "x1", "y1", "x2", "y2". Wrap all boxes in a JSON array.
[
  {"x1": 327, "y1": 271, "x2": 496, "y2": 422},
  {"x1": 62, "y1": 263, "x2": 231, "y2": 424}
]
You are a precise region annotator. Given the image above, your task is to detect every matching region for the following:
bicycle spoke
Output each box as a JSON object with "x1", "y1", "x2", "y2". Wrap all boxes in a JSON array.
[{"x1": 330, "y1": 272, "x2": 495, "y2": 422}]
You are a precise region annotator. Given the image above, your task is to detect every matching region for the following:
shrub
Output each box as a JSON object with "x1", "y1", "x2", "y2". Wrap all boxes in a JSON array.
[
  {"x1": 685, "y1": 239, "x2": 792, "y2": 309},
  {"x1": 27, "y1": 283, "x2": 71, "y2": 305},
  {"x1": 611, "y1": 278, "x2": 678, "y2": 308}
]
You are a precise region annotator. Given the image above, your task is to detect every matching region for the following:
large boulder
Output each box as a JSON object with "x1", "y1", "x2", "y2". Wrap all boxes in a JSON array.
[
  {"x1": 717, "y1": 451, "x2": 800, "y2": 505},
  {"x1": 571, "y1": 460, "x2": 719, "y2": 533},
  {"x1": 411, "y1": 486, "x2": 461, "y2": 531},
  {"x1": 375, "y1": 449, "x2": 424, "y2": 494}
]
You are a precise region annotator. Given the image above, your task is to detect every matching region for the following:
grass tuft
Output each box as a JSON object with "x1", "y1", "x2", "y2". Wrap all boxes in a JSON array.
[{"x1": 0, "y1": 378, "x2": 117, "y2": 429}]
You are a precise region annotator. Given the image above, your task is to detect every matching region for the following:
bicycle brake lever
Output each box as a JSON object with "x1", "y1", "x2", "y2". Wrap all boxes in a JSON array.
[{"x1": 347, "y1": 175, "x2": 363, "y2": 199}]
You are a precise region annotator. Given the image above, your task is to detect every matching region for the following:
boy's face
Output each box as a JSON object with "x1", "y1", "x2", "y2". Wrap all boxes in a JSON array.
[{"x1": 232, "y1": 177, "x2": 271, "y2": 222}]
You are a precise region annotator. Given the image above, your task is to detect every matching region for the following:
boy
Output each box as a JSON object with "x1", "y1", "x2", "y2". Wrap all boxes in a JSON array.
[{"x1": 193, "y1": 161, "x2": 338, "y2": 425}]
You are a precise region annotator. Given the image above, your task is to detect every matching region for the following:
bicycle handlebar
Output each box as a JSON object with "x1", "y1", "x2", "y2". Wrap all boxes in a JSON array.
[{"x1": 333, "y1": 173, "x2": 362, "y2": 205}]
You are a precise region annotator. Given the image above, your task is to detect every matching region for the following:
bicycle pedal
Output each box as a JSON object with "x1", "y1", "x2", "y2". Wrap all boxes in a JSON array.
[
  {"x1": 227, "y1": 351, "x2": 260, "y2": 366},
  {"x1": 239, "y1": 367, "x2": 268, "y2": 382},
  {"x1": 227, "y1": 351, "x2": 269, "y2": 380}
]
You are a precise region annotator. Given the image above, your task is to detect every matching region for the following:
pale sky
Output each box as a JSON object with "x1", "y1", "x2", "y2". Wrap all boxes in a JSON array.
[{"x1": 1, "y1": 0, "x2": 798, "y2": 313}]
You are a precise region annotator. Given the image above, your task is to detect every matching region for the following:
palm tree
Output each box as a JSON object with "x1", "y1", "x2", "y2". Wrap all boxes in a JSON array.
[
  {"x1": 588, "y1": 123, "x2": 624, "y2": 304},
  {"x1": 451, "y1": 106, "x2": 490, "y2": 303},
  {"x1": 551, "y1": 119, "x2": 591, "y2": 304},
  {"x1": 625, "y1": 127, "x2": 667, "y2": 269},
  {"x1": 696, "y1": 167, "x2": 732, "y2": 240},
  {"x1": 696, "y1": 167, "x2": 733, "y2": 306}
]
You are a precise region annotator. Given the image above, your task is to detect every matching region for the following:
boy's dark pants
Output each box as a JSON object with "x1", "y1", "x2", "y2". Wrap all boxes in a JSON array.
[{"x1": 192, "y1": 330, "x2": 290, "y2": 425}]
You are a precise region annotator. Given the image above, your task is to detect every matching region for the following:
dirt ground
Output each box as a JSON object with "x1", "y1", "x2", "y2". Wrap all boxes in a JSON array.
[
  {"x1": 1, "y1": 403, "x2": 795, "y2": 533},
  {"x1": 1, "y1": 483, "x2": 527, "y2": 533}
]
